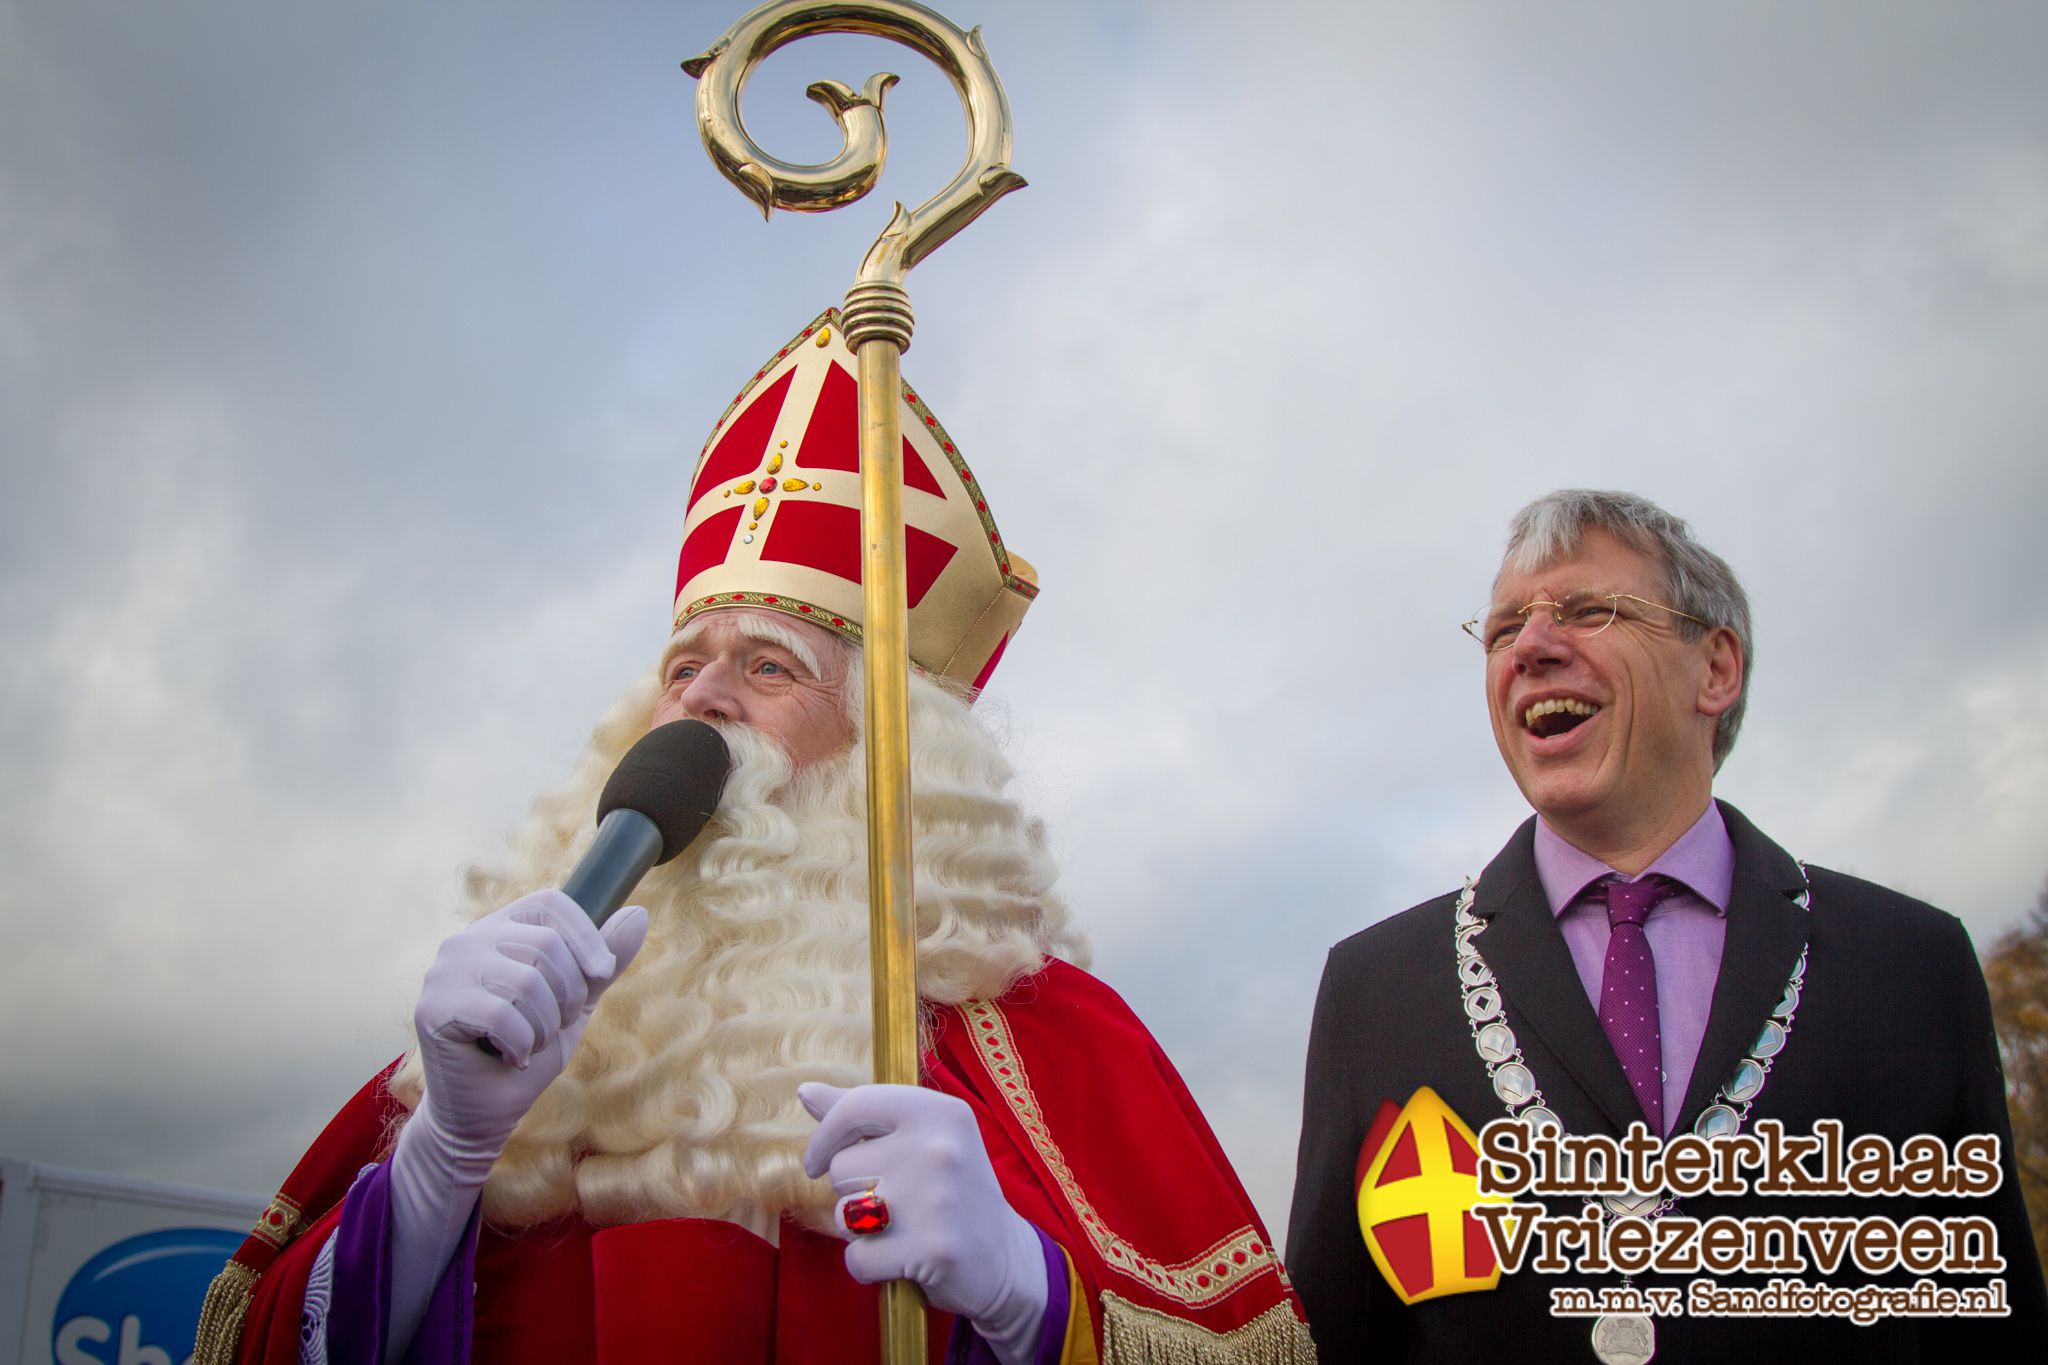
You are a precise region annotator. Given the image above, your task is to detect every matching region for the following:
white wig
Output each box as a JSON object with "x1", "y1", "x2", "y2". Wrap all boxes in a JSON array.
[{"x1": 389, "y1": 645, "x2": 1087, "y2": 1229}]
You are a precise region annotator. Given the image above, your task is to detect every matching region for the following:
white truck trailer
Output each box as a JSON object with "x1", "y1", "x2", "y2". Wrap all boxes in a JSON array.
[{"x1": 0, "y1": 1158, "x2": 267, "y2": 1365}]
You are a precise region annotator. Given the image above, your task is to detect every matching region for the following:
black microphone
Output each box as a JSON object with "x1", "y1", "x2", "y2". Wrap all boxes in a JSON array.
[
  {"x1": 476, "y1": 719, "x2": 729, "y2": 1058},
  {"x1": 565, "y1": 718, "x2": 732, "y2": 927}
]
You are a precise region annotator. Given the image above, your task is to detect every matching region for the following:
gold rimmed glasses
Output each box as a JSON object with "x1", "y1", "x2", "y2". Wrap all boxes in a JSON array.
[{"x1": 1461, "y1": 591, "x2": 1709, "y2": 653}]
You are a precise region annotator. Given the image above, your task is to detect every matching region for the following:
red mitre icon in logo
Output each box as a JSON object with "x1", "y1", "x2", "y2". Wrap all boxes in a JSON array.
[{"x1": 1353, "y1": 1087, "x2": 1505, "y2": 1304}]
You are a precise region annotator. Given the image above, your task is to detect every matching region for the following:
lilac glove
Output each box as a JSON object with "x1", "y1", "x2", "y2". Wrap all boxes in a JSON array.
[
  {"x1": 384, "y1": 891, "x2": 648, "y2": 1360},
  {"x1": 799, "y1": 1082, "x2": 1048, "y2": 1365}
]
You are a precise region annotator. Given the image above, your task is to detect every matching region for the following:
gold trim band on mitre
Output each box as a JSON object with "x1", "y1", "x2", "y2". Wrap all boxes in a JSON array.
[{"x1": 674, "y1": 590, "x2": 865, "y2": 645}]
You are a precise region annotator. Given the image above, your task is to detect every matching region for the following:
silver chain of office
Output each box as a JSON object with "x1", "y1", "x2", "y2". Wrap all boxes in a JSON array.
[{"x1": 1449, "y1": 867, "x2": 1811, "y2": 1364}]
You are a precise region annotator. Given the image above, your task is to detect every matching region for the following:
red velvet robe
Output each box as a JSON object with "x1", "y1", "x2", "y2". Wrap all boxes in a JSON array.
[{"x1": 199, "y1": 961, "x2": 1314, "y2": 1364}]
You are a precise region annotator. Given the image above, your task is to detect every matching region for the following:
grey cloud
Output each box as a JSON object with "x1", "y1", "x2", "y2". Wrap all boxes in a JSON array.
[{"x1": 4, "y1": 2, "x2": 2044, "y2": 1251}]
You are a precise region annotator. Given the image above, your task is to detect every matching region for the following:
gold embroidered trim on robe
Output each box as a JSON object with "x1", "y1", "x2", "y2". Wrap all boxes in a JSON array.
[
  {"x1": 249, "y1": 1192, "x2": 304, "y2": 1249},
  {"x1": 961, "y1": 998, "x2": 1284, "y2": 1308}
]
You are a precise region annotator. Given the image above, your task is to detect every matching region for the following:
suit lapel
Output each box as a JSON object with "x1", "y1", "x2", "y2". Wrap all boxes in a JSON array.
[
  {"x1": 1471, "y1": 819, "x2": 1646, "y2": 1137},
  {"x1": 1672, "y1": 800, "x2": 1811, "y2": 1132}
]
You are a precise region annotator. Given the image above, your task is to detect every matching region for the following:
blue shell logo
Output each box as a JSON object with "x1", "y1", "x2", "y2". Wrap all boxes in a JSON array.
[{"x1": 51, "y1": 1227, "x2": 245, "y2": 1365}]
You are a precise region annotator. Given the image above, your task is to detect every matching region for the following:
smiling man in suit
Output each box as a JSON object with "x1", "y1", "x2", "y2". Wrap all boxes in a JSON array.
[{"x1": 1286, "y1": 488, "x2": 2046, "y2": 1362}]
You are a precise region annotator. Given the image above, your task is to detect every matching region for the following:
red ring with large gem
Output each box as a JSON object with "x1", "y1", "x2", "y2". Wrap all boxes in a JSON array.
[{"x1": 842, "y1": 1191, "x2": 891, "y2": 1236}]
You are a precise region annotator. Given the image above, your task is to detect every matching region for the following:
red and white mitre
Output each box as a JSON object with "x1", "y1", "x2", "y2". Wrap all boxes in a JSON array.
[{"x1": 672, "y1": 308, "x2": 1037, "y2": 690}]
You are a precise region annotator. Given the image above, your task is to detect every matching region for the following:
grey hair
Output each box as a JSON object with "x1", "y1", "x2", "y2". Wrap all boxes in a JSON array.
[{"x1": 1500, "y1": 489, "x2": 1752, "y2": 769}]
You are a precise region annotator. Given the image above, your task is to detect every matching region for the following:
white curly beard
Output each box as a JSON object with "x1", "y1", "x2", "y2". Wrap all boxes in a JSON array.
[{"x1": 388, "y1": 663, "x2": 1086, "y2": 1231}]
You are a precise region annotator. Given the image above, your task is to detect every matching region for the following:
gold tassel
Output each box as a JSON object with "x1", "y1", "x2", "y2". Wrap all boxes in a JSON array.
[
  {"x1": 192, "y1": 1260, "x2": 258, "y2": 1365},
  {"x1": 1099, "y1": 1292, "x2": 1319, "y2": 1364}
]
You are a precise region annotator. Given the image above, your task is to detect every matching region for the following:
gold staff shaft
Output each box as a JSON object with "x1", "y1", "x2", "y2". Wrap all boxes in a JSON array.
[
  {"x1": 686, "y1": 6, "x2": 1025, "y2": 1360},
  {"x1": 844, "y1": 271, "x2": 925, "y2": 1360},
  {"x1": 854, "y1": 327, "x2": 929, "y2": 1355}
]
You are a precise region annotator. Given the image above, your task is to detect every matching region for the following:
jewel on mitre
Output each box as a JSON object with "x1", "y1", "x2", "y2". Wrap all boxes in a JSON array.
[
  {"x1": 1352, "y1": 1086, "x2": 1504, "y2": 1305},
  {"x1": 671, "y1": 309, "x2": 1037, "y2": 691}
]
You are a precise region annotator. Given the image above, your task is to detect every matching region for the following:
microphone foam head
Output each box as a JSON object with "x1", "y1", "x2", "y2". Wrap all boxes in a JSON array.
[{"x1": 597, "y1": 719, "x2": 733, "y2": 864}]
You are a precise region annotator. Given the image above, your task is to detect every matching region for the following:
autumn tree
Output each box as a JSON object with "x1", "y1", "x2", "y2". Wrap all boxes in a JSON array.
[{"x1": 1985, "y1": 877, "x2": 2048, "y2": 1272}]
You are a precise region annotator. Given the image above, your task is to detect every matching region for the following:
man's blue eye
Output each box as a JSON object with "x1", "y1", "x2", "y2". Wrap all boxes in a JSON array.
[
  {"x1": 669, "y1": 666, "x2": 696, "y2": 683},
  {"x1": 758, "y1": 660, "x2": 785, "y2": 675}
]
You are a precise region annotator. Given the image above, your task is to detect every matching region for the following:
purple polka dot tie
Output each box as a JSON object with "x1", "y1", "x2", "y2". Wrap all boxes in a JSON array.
[{"x1": 1597, "y1": 875, "x2": 1680, "y2": 1134}]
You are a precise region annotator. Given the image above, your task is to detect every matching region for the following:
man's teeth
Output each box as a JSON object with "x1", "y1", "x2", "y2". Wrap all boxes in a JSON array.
[{"x1": 1524, "y1": 698, "x2": 1600, "y2": 730}]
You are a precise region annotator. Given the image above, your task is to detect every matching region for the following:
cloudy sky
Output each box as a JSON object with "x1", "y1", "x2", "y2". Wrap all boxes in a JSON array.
[{"x1": 4, "y1": 1, "x2": 2045, "y2": 1245}]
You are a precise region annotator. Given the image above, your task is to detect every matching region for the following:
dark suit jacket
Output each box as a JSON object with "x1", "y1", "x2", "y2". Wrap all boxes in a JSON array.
[{"x1": 1286, "y1": 801, "x2": 2047, "y2": 1363}]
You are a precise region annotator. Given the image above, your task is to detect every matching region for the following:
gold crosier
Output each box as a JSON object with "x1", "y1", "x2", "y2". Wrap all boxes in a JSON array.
[{"x1": 684, "y1": 4, "x2": 1026, "y2": 1361}]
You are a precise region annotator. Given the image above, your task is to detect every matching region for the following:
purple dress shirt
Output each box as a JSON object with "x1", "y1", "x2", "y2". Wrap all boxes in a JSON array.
[{"x1": 1533, "y1": 802, "x2": 1735, "y2": 1135}]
